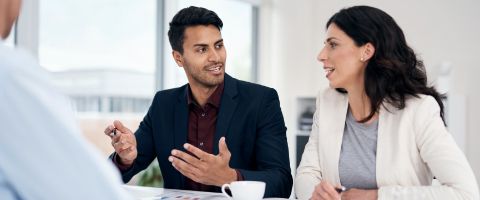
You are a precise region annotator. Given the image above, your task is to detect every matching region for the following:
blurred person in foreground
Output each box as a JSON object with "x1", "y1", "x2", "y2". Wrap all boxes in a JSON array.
[
  {"x1": 295, "y1": 5, "x2": 479, "y2": 200},
  {"x1": 0, "y1": 0, "x2": 132, "y2": 199}
]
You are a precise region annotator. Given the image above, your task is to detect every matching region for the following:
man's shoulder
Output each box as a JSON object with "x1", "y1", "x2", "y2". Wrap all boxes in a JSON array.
[
  {"x1": 152, "y1": 84, "x2": 188, "y2": 102},
  {"x1": 234, "y1": 78, "x2": 276, "y2": 94}
]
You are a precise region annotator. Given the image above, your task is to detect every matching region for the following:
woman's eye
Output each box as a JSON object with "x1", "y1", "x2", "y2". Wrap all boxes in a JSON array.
[{"x1": 330, "y1": 42, "x2": 337, "y2": 48}]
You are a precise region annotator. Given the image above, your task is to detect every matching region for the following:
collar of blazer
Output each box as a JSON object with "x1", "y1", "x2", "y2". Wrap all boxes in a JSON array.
[
  {"x1": 177, "y1": 73, "x2": 238, "y2": 102},
  {"x1": 318, "y1": 87, "x2": 402, "y2": 184},
  {"x1": 174, "y1": 73, "x2": 239, "y2": 155}
]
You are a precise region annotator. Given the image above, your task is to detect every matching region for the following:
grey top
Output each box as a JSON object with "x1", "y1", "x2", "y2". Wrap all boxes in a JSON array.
[{"x1": 339, "y1": 109, "x2": 379, "y2": 190}]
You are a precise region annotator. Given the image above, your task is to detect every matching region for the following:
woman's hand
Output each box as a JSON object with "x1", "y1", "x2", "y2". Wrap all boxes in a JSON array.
[
  {"x1": 341, "y1": 188, "x2": 378, "y2": 200},
  {"x1": 310, "y1": 181, "x2": 341, "y2": 200}
]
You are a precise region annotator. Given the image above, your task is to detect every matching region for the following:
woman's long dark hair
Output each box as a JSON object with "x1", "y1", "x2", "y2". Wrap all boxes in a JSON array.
[{"x1": 327, "y1": 6, "x2": 445, "y2": 124}]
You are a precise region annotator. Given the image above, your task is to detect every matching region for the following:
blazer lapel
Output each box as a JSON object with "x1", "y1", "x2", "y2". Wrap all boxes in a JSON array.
[
  {"x1": 173, "y1": 86, "x2": 189, "y2": 187},
  {"x1": 174, "y1": 86, "x2": 189, "y2": 150},
  {"x1": 213, "y1": 74, "x2": 238, "y2": 154},
  {"x1": 320, "y1": 89, "x2": 349, "y2": 184},
  {"x1": 332, "y1": 95, "x2": 349, "y2": 184}
]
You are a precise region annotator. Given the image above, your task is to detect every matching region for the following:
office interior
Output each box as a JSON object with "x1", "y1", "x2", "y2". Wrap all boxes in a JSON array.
[{"x1": 9, "y1": 0, "x2": 480, "y2": 193}]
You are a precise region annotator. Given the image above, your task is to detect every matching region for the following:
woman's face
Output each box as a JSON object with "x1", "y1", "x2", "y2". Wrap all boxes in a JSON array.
[{"x1": 317, "y1": 23, "x2": 367, "y2": 90}]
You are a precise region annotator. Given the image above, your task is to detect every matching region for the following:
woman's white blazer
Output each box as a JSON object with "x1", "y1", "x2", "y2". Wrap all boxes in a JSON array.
[{"x1": 294, "y1": 87, "x2": 479, "y2": 200}]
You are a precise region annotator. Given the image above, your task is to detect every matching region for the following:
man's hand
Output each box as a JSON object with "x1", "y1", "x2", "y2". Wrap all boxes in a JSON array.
[
  {"x1": 168, "y1": 137, "x2": 237, "y2": 186},
  {"x1": 104, "y1": 120, "x2": 137, "y2": 166},
  {"x1": 311, "y1": 181, "x2": 342, "y2": 200},
  {"x1": 341, "y1": 188, "x2": 377, "y2": 200}
]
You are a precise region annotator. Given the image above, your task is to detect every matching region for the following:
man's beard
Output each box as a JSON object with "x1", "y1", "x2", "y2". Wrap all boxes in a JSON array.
[{"x1": 187, "y1": 63, "x2": 225, "y2": 88}]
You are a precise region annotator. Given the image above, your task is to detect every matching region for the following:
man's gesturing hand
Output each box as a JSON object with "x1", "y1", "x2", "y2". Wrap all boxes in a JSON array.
[
  {"x1": 104, "y1": 120, "x2": 137, "y2": 166},
  {"x1": 168, "y1": 137, "x2": 237, "y2": 186}
]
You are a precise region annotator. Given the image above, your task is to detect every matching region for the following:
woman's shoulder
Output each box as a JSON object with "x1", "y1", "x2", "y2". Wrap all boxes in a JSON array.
[
  {"x1": 314, "y1": 87, "x2": 348, "y2": 116},
  {"x1": 405, "y1": 94, "x2": 440, "y2": 111}
]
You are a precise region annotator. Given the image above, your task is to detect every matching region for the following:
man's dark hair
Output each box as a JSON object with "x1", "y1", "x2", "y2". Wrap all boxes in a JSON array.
[{"x1": 168, "y1": 6, "x2": 223, "y2": 54}]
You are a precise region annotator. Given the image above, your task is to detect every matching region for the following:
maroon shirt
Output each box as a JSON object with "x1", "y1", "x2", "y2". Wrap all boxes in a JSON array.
[
  {"x1": 114, "y1": 81, "x2": 242, "y2": 191},
  {"x1": 184, "y1": 82, "x2": 223, "y2": 191}
]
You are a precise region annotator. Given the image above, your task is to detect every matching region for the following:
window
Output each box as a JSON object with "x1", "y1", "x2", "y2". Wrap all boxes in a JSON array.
[
  {"x1": 109, "y1": 97, "x2": 151, "y2": 113},
  {"x1": 162, "y1": 0, "x2": 258, "y2": 89},
  {"x1": 38, "y1": 0, "x2": 157, "y2": 157},
  {"x1": 34, "y1": 0, "x2": 259, "y2": 159},
  {"x1": 39, "y1": 0, "x2": 157, "y2": 115}
]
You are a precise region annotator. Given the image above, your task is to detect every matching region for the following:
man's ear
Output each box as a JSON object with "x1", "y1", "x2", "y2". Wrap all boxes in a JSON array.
[
  {"x1": 172, "y1": 51, "x2": 184, "y2": 67},
  {"x1": 362, "y1": 43, "x2": 375, "y2": 61}
]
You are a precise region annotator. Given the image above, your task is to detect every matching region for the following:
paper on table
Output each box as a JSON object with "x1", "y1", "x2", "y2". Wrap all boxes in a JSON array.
[
  {"x1": 144, "y1": 189, "x2": 227, "y2": 200},
  {"x1": 123, "y1": 185, "x2": 227, "y2": 200},
  {"x1": 123, "y1": 185, "x2": 290, "y2": 200}
]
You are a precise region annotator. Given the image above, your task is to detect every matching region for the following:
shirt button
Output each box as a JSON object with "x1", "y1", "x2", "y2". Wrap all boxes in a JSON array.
[
  {"x1": 199, "y1": 142, "x2": 204, "y2": 146},
  {"x1": 201, "y1": 113, "x2": 206, "y2": 117}
]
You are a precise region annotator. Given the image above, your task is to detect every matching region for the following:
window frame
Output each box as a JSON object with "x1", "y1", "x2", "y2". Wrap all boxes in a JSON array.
[
  {"x1": 156, "y1": 0, "x2": 259, "y2": 90},
  {"x1": 16, "y1": 0, "x2": 259, "y2": 91}
]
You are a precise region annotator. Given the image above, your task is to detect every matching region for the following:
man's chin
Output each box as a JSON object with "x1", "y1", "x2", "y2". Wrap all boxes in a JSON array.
[
  {"x1": 192, "y1": 75, "x2": 224, "y2": 88},
  {"x1": 206, "y1": 78, "x2": 224, "y2": 87}
]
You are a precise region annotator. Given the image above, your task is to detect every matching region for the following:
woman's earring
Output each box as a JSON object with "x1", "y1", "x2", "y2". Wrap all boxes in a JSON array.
[{"x1": 360, "y1": 57, "x2": 364, "y2": 62}]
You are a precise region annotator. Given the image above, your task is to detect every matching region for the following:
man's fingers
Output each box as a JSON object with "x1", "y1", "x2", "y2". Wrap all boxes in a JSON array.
[
  {"x1": 112, "y1": 135, "x2": 120, "y2": 143},
  {"x1": 113, "y1": 120, "x2": 131, "y2": 134},
  {"x1": 113, "y1": 140, "x2": 130, "y2": 150},
  {"x1": 171, "y1": 163, "x2": 200, "y2": 184},
  {"x1": 118, "y1": 145, "x2": 134, "y2": 155},
  {"x1": 218, "y1": 137, "x2": 230, "y2": 157},
  {"x1": 104, "y1": 124, "x2": 115, "y2": 135},
  {"x1": 183, "y1": 143, "x2": 210, "y2": 161},
  {"x1": 112, "y1": 135, "x2": 133, "y2": 147},
  {"x1": 171, "y1": 149, "x2": 202, "y2": 166},
  {"x1": 169, "y1": 156, "x2": 200, "y2": 177},
  {"x1": 111, "y1": 133, "x2": 127, "y2": 144}
]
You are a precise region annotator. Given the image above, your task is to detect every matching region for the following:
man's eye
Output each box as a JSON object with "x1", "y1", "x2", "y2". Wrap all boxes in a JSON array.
[
  {"x1": 198, "y1": 48, "x2": 207, "y2": 53},
  {"x1": 215, "y1": 44, "x2": 224, "y2": 49}
]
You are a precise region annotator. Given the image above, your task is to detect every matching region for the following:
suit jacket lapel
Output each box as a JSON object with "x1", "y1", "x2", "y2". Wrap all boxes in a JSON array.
[
  {"x1": 213, "y1": 74, "x2": 238, "y2": 154},
  {"x1": 174, "y1": 86, "x2": 189, "y2": 149},
  {"x1": 173, "y1": 86, "x2": 189, "y2": 187}
]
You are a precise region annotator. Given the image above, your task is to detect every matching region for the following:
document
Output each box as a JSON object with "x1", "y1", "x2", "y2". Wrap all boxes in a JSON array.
[{"x1": 143, "y1": 189, "x2": 226, "y2": 200}]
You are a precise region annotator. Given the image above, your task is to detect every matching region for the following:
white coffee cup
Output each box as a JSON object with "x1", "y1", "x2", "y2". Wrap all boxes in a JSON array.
[{"x1": 221, "y1": 181, "x2": 266, "y2": 200}]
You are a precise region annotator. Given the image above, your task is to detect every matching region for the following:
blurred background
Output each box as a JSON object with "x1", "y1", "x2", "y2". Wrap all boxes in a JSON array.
[{"x1": 9, "y1": 0, "x2": 480, "y2": 193}]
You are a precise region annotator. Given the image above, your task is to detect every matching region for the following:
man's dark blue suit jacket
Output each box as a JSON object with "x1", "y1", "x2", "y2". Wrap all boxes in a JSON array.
[{"x1": 111, "y1": 74, "x2": 292, "y2": 198}]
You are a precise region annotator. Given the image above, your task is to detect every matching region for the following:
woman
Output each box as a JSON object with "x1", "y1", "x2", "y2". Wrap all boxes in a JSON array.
[{"x1": 294, "y1": 5, "x2": 479, "y2": 200}]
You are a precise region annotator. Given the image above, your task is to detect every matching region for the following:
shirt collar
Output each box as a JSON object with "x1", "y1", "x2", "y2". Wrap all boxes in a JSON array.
[{"x1": 187, "y1": 81, "x2": 224, "y2": 109}]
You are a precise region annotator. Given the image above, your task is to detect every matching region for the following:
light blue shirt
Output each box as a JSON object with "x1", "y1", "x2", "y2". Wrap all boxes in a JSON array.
[{"x1": 0, "y1": 42, "x2": 132, "y2": 200}]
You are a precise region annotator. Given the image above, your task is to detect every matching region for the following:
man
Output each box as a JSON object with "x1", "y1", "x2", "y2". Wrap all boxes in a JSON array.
[
  {"x1": 105, "y1": 6, "x2": 292, "y2": 198},
  {"x1": 0, "y1": 0, "x2": 131, "y2": 199}
]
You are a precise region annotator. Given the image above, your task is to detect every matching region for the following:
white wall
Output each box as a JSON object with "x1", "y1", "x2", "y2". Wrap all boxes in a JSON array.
[
  {"x1": 258, "y1": 0, "x2": 325, "y2": 182},
  {"x1": 259, "y1": 0, "x2": 480, "y2": 191}
]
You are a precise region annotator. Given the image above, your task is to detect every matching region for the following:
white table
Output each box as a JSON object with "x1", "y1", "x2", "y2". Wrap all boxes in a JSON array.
[{"x1": 123, "y1": 185, "x2": 289, "y2": 200}]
